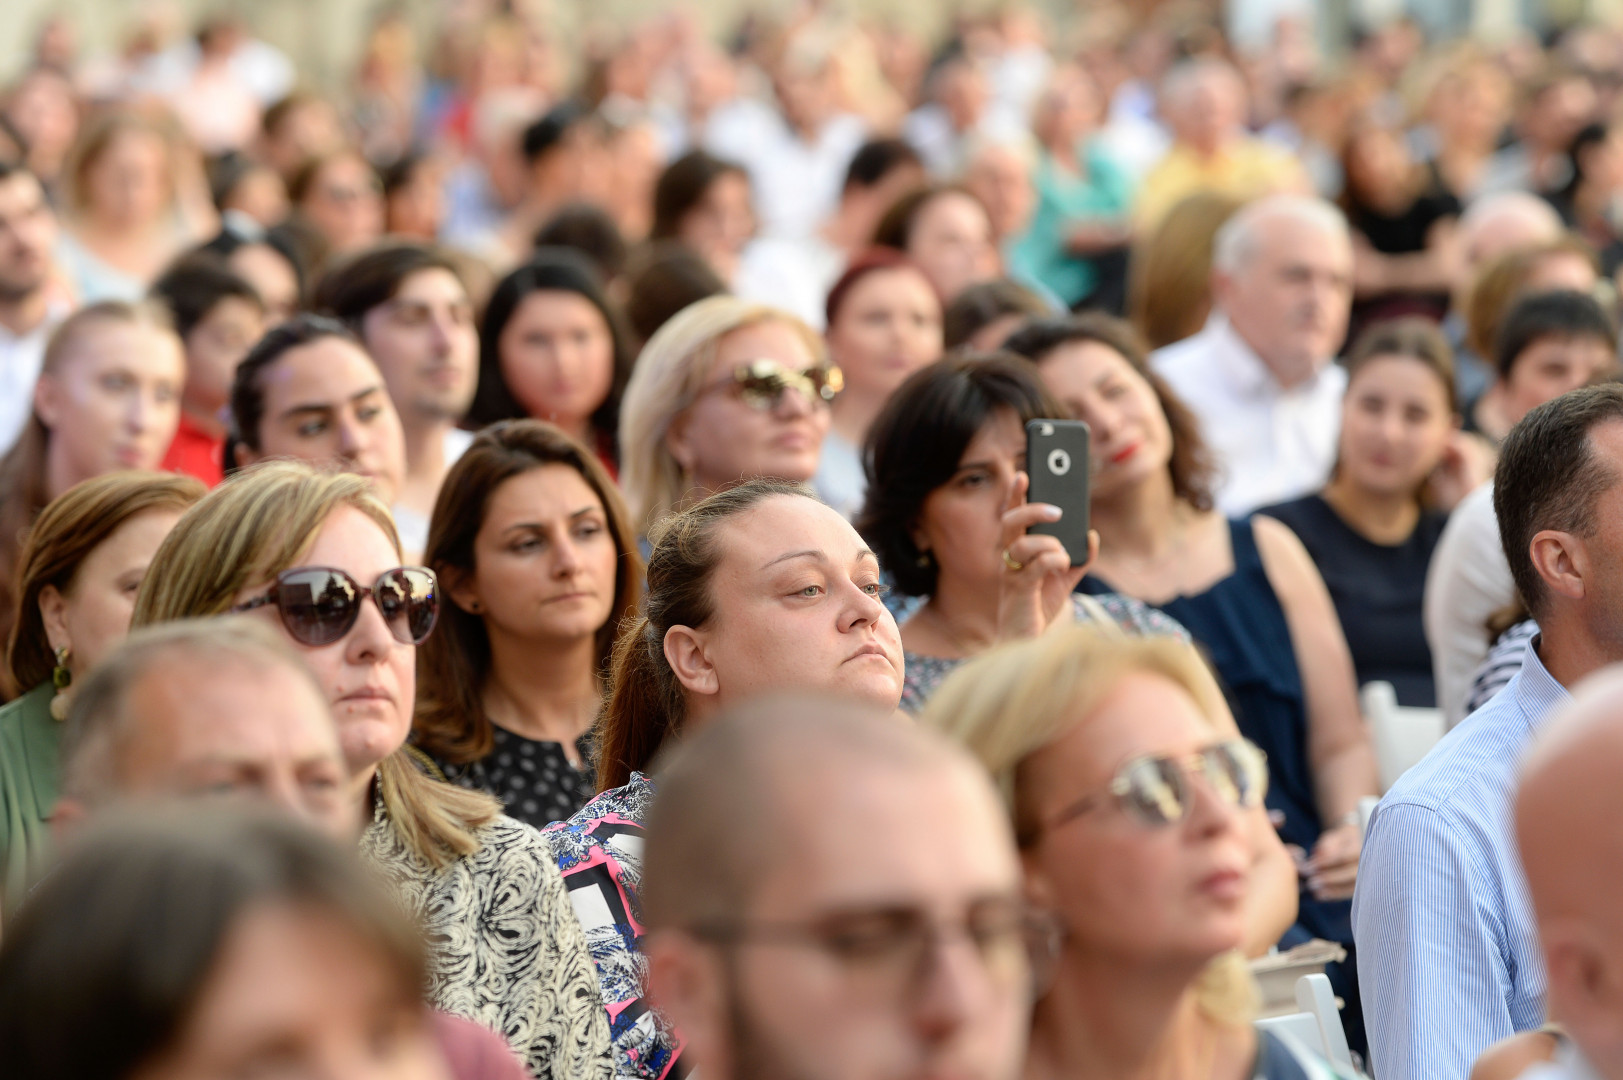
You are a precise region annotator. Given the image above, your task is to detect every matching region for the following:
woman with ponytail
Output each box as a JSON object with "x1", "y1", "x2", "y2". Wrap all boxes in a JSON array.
[
  {"x1": 131, "y1": 460, "x2": 613, "y2": 1080},
  {"x1": 545, "y1": 477, "x2": 905, "y2": 1079}
]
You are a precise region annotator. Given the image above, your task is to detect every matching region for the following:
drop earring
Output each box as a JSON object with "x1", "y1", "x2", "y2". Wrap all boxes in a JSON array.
[{"x1": 49, "y1": 645, "x2": 72, "y2": 722}]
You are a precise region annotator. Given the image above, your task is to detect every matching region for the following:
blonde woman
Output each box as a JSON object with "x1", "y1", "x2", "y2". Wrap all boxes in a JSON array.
[
  {"x1": 923, "y1": 626, "x2": 1352, "y2": 1080},
  {"x1": 617, "y1": 295, "x2": 838, "y2": 536},
  {"x1": 131, "y1": 461, "x2": 612, "y2": 1080}
]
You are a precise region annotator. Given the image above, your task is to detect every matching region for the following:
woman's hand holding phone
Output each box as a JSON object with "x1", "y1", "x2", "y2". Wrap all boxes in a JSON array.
[{"x1": 996, "y1": 471, "x2": 1098, "y2": 642}]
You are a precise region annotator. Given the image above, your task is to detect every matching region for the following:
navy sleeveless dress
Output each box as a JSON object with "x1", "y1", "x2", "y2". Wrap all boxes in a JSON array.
[{"x1": 1081, "y1": 517, "x2": 1350, "y2": 947}]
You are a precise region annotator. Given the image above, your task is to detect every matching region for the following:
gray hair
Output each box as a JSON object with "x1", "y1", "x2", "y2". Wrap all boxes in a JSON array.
[
  {"x1": 60, "y1": 617, "x2": 324, "y2": 802},
  {"x1": 1212, "y1": 195, "x2": 1349, "y2": 276},
  {"x1": 1159, "y1": 56, "x2": 1244, "y2": 112}
]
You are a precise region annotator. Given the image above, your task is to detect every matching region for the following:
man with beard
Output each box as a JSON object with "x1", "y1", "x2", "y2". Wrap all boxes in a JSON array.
[
  {"x1": 1151, "y1": 193, "x2": 1355, "y2": 516},
  {"x1": 640, "y1": 696, "x2": 1032, "y2": 1080},
  {"x1": 313, "y1": 242, "x2": 480, "y2": 556},
  {"x1": 0, "y1": 162, "x2": 68, "y2": 457}
]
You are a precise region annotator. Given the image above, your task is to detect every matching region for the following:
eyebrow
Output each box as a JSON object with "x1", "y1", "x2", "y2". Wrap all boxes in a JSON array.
[
  {"x1": 762, "y1": 548, "x2": 879, "y2": 570},
  {"x1": 277, "y1": 385, "x2": 383, "y2": 421},
  {"x1": 502, "y1": 506, "x2": 602, "y2": 533}
]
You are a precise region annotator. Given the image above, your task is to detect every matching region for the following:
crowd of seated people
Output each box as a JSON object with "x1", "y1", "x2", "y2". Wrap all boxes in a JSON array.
[{"x1": 5, "y1": 6, "x2": 1623, "y2": 1080}]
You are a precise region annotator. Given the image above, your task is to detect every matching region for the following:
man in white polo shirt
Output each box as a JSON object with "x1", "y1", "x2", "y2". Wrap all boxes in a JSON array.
[
  {"x1": 0, "y1": 162, "x2": 69, "y2": 456},
  {"x1": 1152, "y1": 193, "x2": 1354, "y2": 517}
]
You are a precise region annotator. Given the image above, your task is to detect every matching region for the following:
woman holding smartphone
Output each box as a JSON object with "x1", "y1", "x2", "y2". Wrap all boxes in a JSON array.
[
  {"x1": 858, "y1": 354, "x2": 1186, "y2": 715},
  {"x1": 1004, "y1": 313, "x2": 1378, "y2": 1050}
]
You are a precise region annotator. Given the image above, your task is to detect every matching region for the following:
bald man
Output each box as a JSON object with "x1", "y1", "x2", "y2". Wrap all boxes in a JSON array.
[
  {"x1": 1516, "y1": 667, "x2": 1623, "y2": 1080},
  {"x1": 642, "y1": 696, "x2": 1032, "y2": 1080},
  {"x1": 52, "y1": 617, "x2": 353, "y2": 842},
  {"x1": 1152, "y1": 193, "x2": 1355, "y2": 515}
]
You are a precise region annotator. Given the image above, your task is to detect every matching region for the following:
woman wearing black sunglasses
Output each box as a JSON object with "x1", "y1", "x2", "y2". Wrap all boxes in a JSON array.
[
  {"x1": 925, "y1": 627, "x2": 1351, "y2": 1080},
  {"x1": 618, "y1": 294, "x2": 839, "y2": 537},
  {"x1": 130, "y1": 461, "x2": 612, "y2": 1080}
]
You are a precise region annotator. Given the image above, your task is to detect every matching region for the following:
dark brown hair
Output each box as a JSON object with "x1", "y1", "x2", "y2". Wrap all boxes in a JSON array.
[
  {"x1": 1344, "y1": 317, "x2": 1459, "y2": 412},
  {"x1": 1002, "y1": 313, "x2": 1220, "y2": 513},
  {"x1": 415, "y1": 420, "x2": 643, "y2": 764},
  {"x1": 595, "y1": 477, "x2": 810, "y2": 792},
  {"x1": 872, "y1": 184, "x2": 985, "y2": 252},
  {"x1": 1495, "y1": 383, "x2": 1623, "y2": 618},
  {"x1": 310, "y1": 240, "x2": 466, "y2": 332},
  {"x1": 650, "y1": 150, "x2": 748, "y2": 241},
  {"x1": 6, "y1": 472, "x2": 205, "y2": 696},
  {"x1": 858, "y1": 353, "x2": 1066, "y2": 597}
]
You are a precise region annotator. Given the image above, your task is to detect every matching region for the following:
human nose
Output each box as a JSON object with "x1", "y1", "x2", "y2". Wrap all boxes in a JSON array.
[
  {"x1": 773, "y1": 379, "x2": 817, "y2": 417},
  {"x1": 343, "y1": 587, "x2": 396, "y2": 666},
  {"x1": 910, "y1": 926, "x2": 993, "y2": 1043},
  {"x1": 551, "y1": 532, "x2": 582, "y2": 577},
  {"x1": 836, "y1": 578, "x2": 887, "y2": 633}
]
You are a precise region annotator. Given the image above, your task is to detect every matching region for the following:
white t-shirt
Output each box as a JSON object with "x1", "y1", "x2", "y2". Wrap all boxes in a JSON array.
[
  {"x1": 813, "y1": 430, "x2": 867, "y2": 522},
  {"x1": 733, "y1": 235, "x2": 846, "y2": 330},
  {"x1": 1424, "y1": 482, "x2": 1515, "y2": 729},
  {"x1": 0, "y1": 303, "x2": 66, "y2": 457}
]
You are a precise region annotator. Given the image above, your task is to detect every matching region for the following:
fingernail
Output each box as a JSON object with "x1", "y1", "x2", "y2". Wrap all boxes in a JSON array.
[{"x1": 1039, "y1": 505, "x2": 1062, "y2": 520}]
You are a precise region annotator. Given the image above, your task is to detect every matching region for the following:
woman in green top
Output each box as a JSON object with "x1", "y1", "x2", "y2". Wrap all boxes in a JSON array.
[
  {"x1": 1009, "y1": 65, "x2": 1134, "y2": 309},
  {"x1": 0, "y1": 470, "x2": 203, "y2": 915}
]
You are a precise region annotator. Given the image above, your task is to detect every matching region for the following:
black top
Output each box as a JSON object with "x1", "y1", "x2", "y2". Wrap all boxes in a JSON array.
[
  {"x1": 432, "y1": 724, "x2": 596, "y2": 830},
  {"x1": 1258, "y1": 494, "x2": 1447, "y2": 707},
  {"x1": 1346, "y1": 188, "x2": 1461, "y2": 256}
]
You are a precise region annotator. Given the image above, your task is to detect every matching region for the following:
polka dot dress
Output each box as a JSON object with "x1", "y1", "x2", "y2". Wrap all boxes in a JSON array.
[{"x1": 436, "y1": 724, "x2": 597, "y2": 830}]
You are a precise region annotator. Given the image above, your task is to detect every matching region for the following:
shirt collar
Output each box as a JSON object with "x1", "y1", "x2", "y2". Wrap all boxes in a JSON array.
[
  {"x1": 1513, "y1": 634, "x2": 1571, "y2": 734},
  {"x1": 1200, "y1": 314, "x2": 1275, "y2": 399}
]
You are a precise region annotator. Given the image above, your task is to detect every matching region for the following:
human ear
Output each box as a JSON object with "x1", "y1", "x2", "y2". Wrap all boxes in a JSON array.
[
  {"x1": 38, "y1": 584, "x2": 71, "y2": 657},
  {"x1": 441, "y1": 566, "x2": 483, "y2": 617},
  {"x1": 233, "y1": 440, "x2": 262, "y2": 469},
  {"x1": 1529, "y1": 529, "x2": 1588, "y2": 603},
  {"x1": 665, "y1": 413, "x2": 696, "y2": 476},
  {"x1": 664, "y1": 625, "x2": 719, "y2": 698},
  {"x1": 32, "y1": 374, "x2": 62, "y2": 430},
  {"x1": 645, "y1": 933, "x2": 731, "y2": 1074}
]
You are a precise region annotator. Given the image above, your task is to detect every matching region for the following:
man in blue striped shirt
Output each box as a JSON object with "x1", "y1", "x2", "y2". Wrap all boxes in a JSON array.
[{"x1": 1355, "y1": 384, "x2": 1623, "y2": 1080}]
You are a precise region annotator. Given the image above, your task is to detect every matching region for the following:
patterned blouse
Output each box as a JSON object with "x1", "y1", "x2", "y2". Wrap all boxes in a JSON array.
[
  {"x1": 899, "y1": 592, "x2": 1191, "y2": 713},
  {"x1": 433, "y1": 725, "x2": 596, "y2": 829},
  {"x1": 360, "y1": 794, "x2": 614, "y2": 1080},
  {"x1": 543, "y1": 775, "x2": 679, "y2": 1080}
]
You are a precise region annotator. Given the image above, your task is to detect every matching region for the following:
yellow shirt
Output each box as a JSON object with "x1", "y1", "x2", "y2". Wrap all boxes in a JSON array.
[{"x1": 1134, "y1": 138, "x2": 1309, "y2": 231}]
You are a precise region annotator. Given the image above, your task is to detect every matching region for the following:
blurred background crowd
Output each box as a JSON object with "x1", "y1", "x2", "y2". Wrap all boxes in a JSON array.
[{"x1": 4, "y1": 2, "x2": 1623, "y2": 1080}]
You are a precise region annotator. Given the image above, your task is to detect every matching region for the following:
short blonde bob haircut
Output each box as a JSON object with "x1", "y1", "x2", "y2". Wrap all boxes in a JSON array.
[
  {"x1": 617, "y1": 294, "x2": 825, "y2": 535},
  {"x1": 921, "y1": 625, "x2": 1261, "y2": 1026},
  {"x1": 132, "y1": 460, "x2": 500, "y2": 868}
]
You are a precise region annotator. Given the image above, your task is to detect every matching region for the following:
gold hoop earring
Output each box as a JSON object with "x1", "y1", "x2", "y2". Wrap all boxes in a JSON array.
[{"x1": 49, "y1": 646, "x2": 72, "y2": 722}]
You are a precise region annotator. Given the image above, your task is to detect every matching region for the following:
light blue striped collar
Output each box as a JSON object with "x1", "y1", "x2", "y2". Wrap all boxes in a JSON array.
[{"x1": 1512, "y1": 635, "x2": 1571, "y2": 735}]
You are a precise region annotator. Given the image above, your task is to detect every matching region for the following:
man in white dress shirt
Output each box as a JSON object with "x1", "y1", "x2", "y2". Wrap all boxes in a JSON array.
[
  {"x1": 0, "y1": 162, "x2": 68, "y2": 457},
  {"x1": 1151, "y1": 194, "x2": 1354, "y2": 517}
]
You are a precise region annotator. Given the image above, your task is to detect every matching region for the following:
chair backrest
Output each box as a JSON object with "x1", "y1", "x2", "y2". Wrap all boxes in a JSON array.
[
  {"x1": 1296, "y1": 972, "x2": 1354, "y2": 1070},
  {"x1": 1256, "y1": 1011, "x2": 1325, "y2": 1056},
  {"x1": 1361, "y1": 680, "x2": 1445, "y2": 792}
]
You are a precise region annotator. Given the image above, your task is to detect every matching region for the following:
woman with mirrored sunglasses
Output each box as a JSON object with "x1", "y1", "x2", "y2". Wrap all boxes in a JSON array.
[
  {"x1": 131, "y1": 460, "x2": 613, "y2": 1080},
  {"x1": 618, "y1": 294, "x2": 838, "y2": 537},
  {"x1": 924, "y1": 627, "x2": 1355, "y2": 1080}
]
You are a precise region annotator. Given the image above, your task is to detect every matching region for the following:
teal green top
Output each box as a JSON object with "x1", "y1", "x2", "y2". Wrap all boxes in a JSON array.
[
  {"x1": 1008, "y1": 139, "x2": 1133, "y2": 307},
  {"x1": 0, "y1": 682, "x2": 60, "y2": 918}
]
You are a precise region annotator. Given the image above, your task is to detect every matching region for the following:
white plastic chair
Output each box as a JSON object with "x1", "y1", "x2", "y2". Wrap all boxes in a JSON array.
[
  {"x1": 1255, "y1": 973, "x2": 1356, "y2": 1071},
  {"x1": 1360, "y1": 680, "x2": 1445, "y2": 793}
]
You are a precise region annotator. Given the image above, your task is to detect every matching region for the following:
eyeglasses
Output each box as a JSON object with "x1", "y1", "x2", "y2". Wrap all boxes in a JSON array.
[
  {"x1": 233, "y1": 566, "x2": 438, "y2": 648},
  {"x1": 697, "y1": 358, "x2": 844, "y2": 411},
  {"x1": 690, "y1": 898, "x2": 1061, "y2": 1001},
  {"x1": 1029, "y1": 738, "x2": 1269, "y2": 840}
]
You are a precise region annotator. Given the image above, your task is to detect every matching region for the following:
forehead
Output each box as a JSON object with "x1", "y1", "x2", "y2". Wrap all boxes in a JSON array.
[
  {"x1": 390, "y1": 267, "x2": 467, "y2": 307},
  {"x1": 1348, "y1": 352, "x2": 1451, "y2": 398},
  {"x1": 715, "y1": 496, "x2": 866, "y2": 570},
  {"x1": 263, "y1": 338, "x2": 380, "y2": 405},
  {"x1": 128, "y1": 660, "x2": 338, "y2": 760},
  {"x1": 755, "y1": 758, "x2": 1019, "y2": 912},
  {"x1": 514, "y1": 289, "x2": 604, "y2": 326},
  {"x1": 1249, "y1": 214, "x2": 1351, "y2": 268},
  {"x1": 1516, "y1": 333, "x2": 1616, "y2": 364},
  {"x1": 63, "y1": 320, "x2": 183, "y2": 375},
  {"x1": 960, "y1": 407, "x2": 1027, "y2": 463},
  {"x1": 712, "y1": 319, "x2": 815, "y2": 368},
  {"x1": 1026, "y1": 672, "x2": 1218, "y2": 794},
  {"x1": 302, "y1": 504, "x2": 401, "y2": 575},
  {"x1": 485, "y1": 463, "x2": 603, "y2": 522}
]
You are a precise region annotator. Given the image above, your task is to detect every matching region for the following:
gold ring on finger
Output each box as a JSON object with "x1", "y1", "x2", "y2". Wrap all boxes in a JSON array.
[{"x1": 1001, "y1": 548, "x2": 1025, "y2": 572}]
